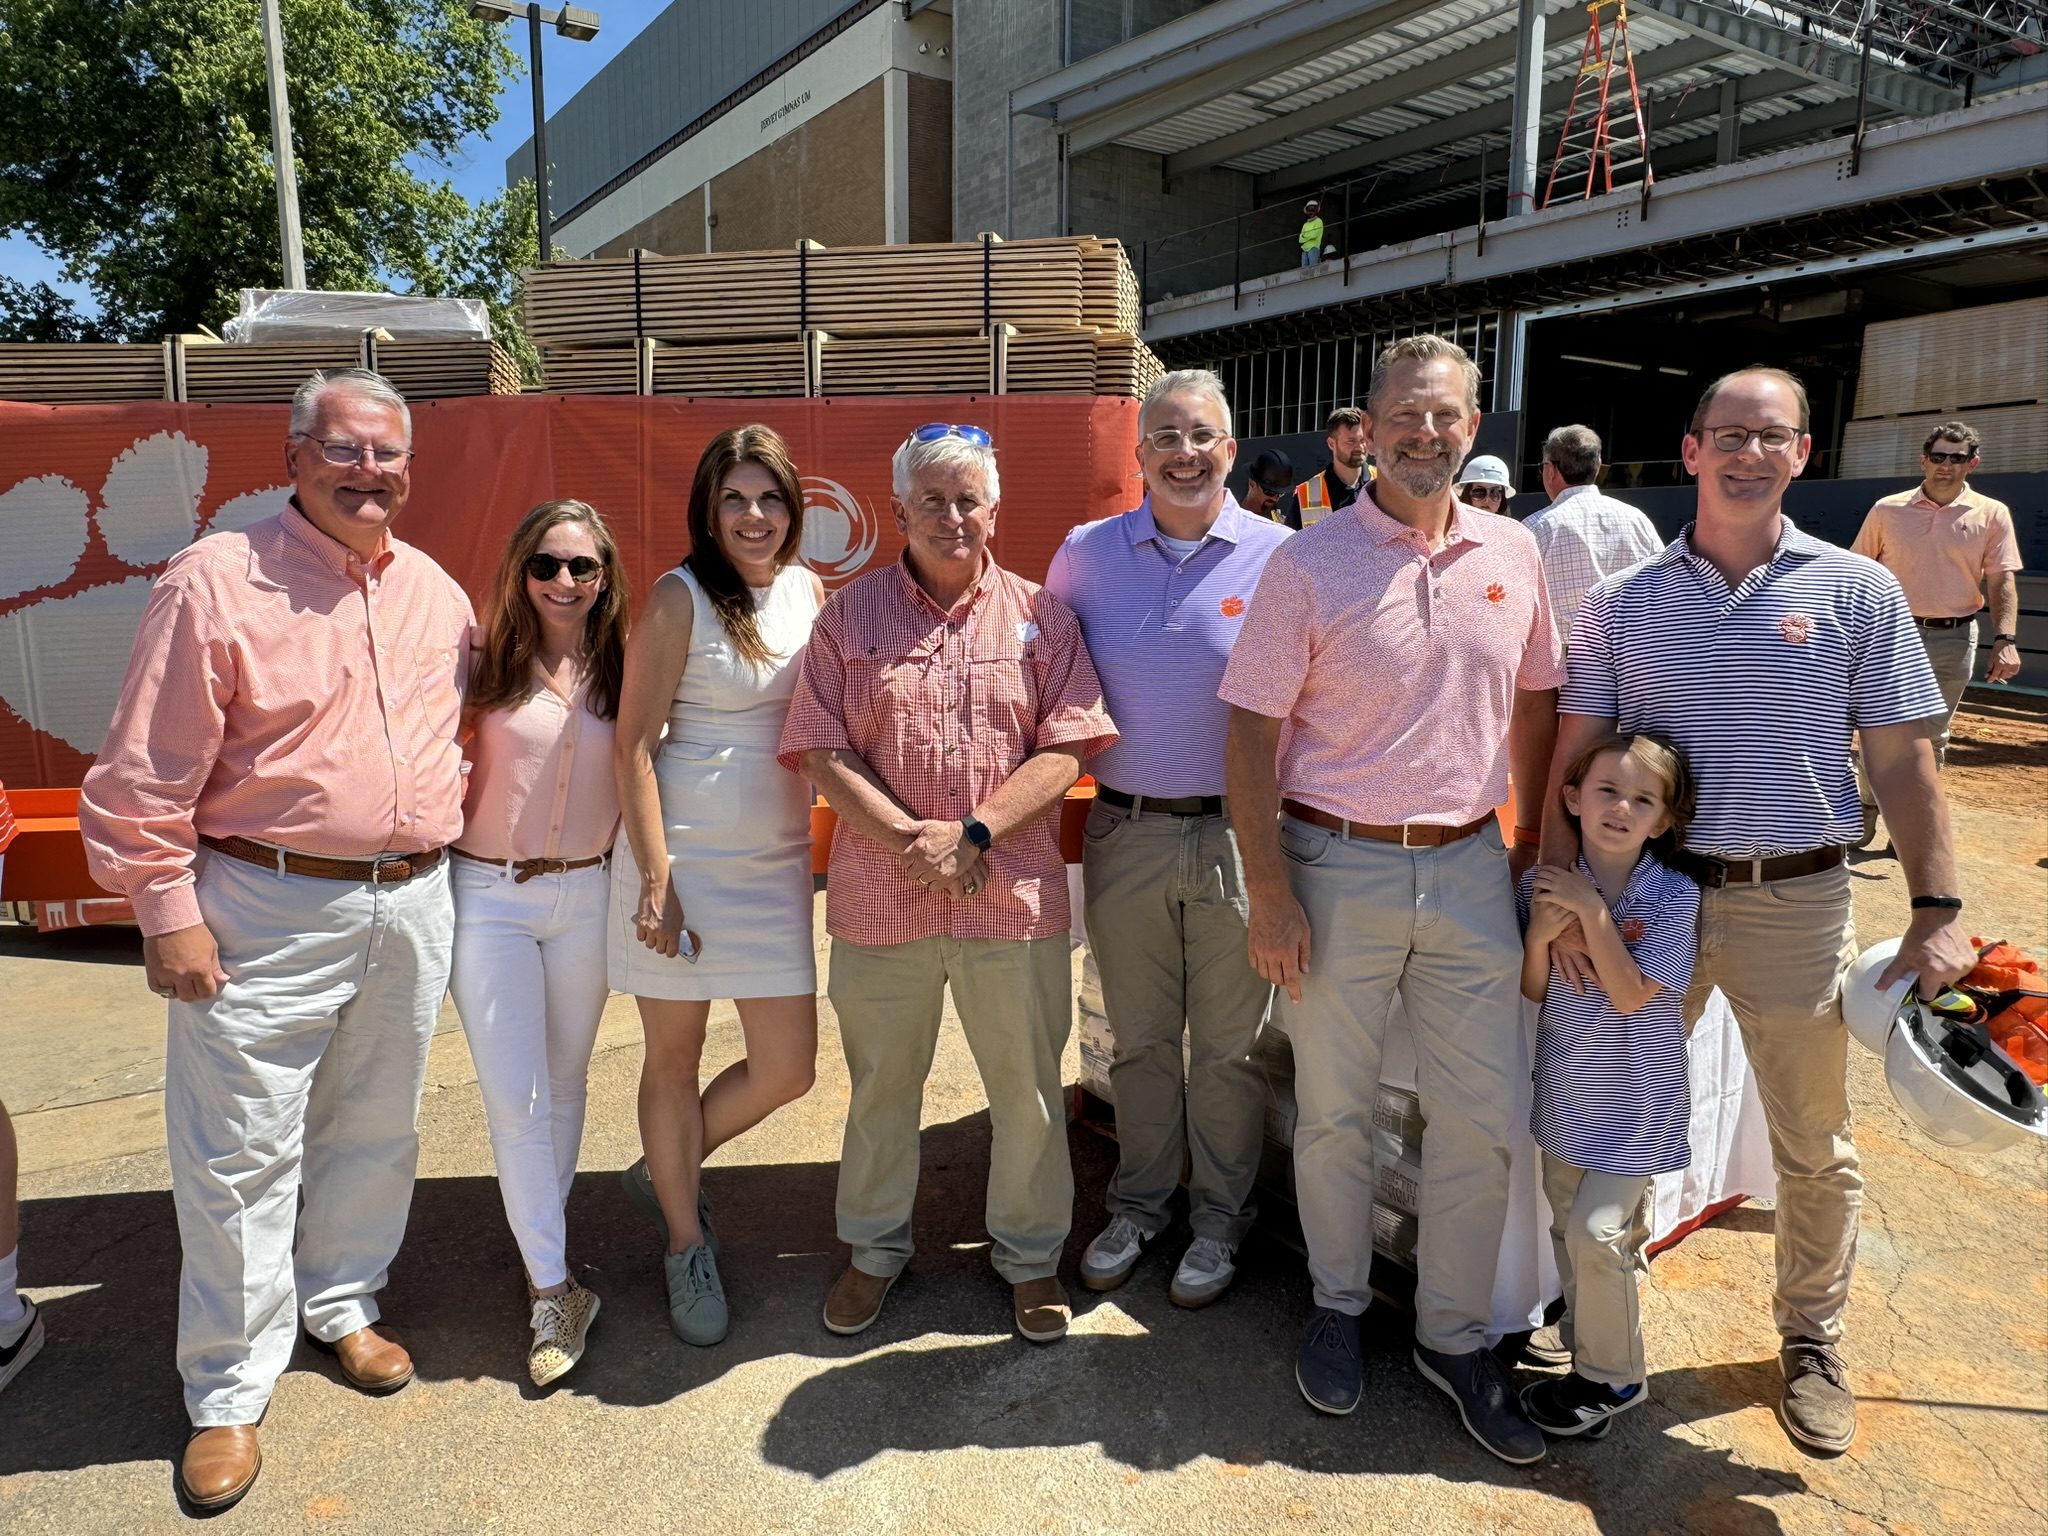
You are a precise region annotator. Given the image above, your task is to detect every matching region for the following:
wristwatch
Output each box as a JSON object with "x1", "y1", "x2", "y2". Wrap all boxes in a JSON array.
[
  {"x1": 1992, "y1": 633, "x2": 2018, "y2": 646},
  {"x1": 961, "y1": 814, "x2": 993, "y2": 851}
]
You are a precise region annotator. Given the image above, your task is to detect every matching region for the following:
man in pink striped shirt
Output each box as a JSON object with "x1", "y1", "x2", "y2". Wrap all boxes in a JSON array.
[{"x1": 79, "y1": 369, "x2": 473, "y2": 1512}]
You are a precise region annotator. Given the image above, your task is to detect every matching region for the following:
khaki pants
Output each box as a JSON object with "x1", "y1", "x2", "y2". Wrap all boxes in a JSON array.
[
  {"x1": 1683, "y1": 864, "x2": 1859, "y2": 1343},
  {"x1": 828, "y1": 935, "x2": 1074, "y2": 1283},
  {"x1": 1081, "y1": 800, "x2": 1272, "y2": 1245},
  {"x1": 1279, "y1": 817, "x2": 1526, "y2": 1353},
  {"x1": 1541, "y1": 1155, "x2": 1652, "y2": 1387}
]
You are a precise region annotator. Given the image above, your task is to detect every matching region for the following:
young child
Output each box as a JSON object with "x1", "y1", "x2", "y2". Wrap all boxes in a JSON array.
[{"x1": 1517, "y1": 731, "x2": 1701, "y2": 1438}]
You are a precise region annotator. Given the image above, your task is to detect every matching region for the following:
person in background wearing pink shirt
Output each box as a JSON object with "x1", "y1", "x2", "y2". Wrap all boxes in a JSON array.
[
  {"x1": 1850, "y1": 419, "x2": 2024, "y2": 843},
  {"x1": 449, "y1": 500, "x2": 628, "y2": 1388},
  {"x1": 1222, "y1": 335, "x2": 1564, "y2": 1462},
  {"x1": 78, "y1": 369, "x2": 473, "y2": 1513}
]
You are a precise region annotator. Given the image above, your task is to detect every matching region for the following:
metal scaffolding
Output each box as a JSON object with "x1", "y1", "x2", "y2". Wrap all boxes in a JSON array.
[{"x1": 1748, "y1": 0, "x2": 2048, "y2": 85}]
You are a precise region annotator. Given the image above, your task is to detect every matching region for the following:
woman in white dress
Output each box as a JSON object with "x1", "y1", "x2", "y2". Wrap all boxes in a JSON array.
[{"x1": 611, "y1": 424, "x2": 824, "y2": 1347}]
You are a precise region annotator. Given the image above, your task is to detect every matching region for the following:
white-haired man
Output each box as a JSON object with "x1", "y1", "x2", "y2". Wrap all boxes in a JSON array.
[
  {"x1": 79, "y1": 369, "x2": 473, "y2": 1510},
  {"x1": 1524, "y1": 424, "x2": 1664, "y2": 645},
  {"x1": 1046, "y1": 369, "x2": 1289, "y2": 1309},
  {"x1": 780, "y1": 424, "x2": 1116, "y2": 1344}
]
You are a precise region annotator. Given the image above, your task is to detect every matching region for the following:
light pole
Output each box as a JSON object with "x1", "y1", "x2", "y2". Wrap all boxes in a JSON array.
[
  {"x1": 259, "y1": 0, "x2": 307, "y2": 288},
  {"x1": 470, "y1": 2, "x2": 601, "y2": 263}
]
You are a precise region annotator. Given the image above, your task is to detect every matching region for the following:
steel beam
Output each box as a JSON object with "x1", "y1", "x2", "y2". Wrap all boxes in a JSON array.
[
  {"x1": 1257, "y1": 36, "x2": 1727, "y2": 196},
  {"x1": 1632, "y1": 0, "x2": 1962, "y2": 118},
  {"x1": 1506, "y1": 0, "x2": 1547, "y2": 215},
  {"x1": 1142, "y1": 87, "x2": 2046, "y2": 341}
]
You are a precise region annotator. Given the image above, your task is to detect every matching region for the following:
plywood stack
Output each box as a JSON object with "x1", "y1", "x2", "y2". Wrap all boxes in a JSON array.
[
  {"x1": 1843, "y1": 297, "x2": 2048, "y2": 476},
  {"x1": 0, "y1": 343, "x2": 170, "y2": 403},
  {"x1": 532, "y1": 348, "x2": 640, "y2": 394},
  {"x1": 370, "y1": 338, "x2": 520, "y2": 399},
  {"x1": 1094, "y1": 333, "x2": 1165, "y2": 399},
  {"x1": 524, "y1": 236, "x2": 1159, "y2": 400},
  {"x1": 179, "y1": 339, "x2": 362, "y2": 402}
]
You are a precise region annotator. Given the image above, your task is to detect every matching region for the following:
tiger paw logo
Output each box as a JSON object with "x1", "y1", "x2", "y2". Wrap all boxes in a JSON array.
[
  {"x1": 1220, "y1": 594, "x2": 1246, "y2": 618},
  {"x1": 799, "y1": 476, "x2": 880, "y2": 586},
  {"x1": 1485, "y1": 583, "x2": 1506, "y2": 603},
  {"x1": 1779, "y1": 613, "x2": 1813, "y2": 645},
  {"x1": 1618, "y1": 917, "x2": 1647, "y2": 944},
  {"x1": 0, "y1": 432, "x2": 290, "y2": 754}
]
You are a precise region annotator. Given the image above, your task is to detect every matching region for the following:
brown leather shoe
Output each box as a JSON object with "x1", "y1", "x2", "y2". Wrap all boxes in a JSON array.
[
  {"x1": 180, "y1": 1425, "x2": 261, "y2": 1510},
  {"x1": 822, "y1": 1265, "x2": 896, "y2": 1336},
  {"x1": 1013, "y1": 1277, "x2": 1070, "y2": 1343},
  {"x1": 308, "y1": 1323, "x2": 415, "y2": 1393}
]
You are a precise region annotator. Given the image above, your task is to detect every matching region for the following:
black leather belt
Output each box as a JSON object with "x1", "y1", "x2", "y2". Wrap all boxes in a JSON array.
[
  {"x1": 1096, "y1": 786, "x2": 1226, "y2": 818},
  {"x1": 1914, "y1": 614, "x2": 1977, "y2": 629},
  {"x1": 1683, "y1": 845, "x2": 1845, "y2": 888}
]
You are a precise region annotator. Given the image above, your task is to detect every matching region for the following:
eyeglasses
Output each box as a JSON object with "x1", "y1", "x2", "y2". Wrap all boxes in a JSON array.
[
  {"x1": 295, "y1": 435, "x2": 413, "y2": 469},
  {"x1": 1701, "y1": 424, "x2": 1800, "y2": 454},
  {"x1": 1924, "y1": 449, "x2": 1974, "y2": 465},
  {"x1": 1144, "y1": 427, "x2": 1228, "y2": 454},
  {"x1": 524, "y1": 553, "x2": 604, "y2": 584},
  {"x1": 908, "y1": 423, "x2": 992, "y2": 447}
]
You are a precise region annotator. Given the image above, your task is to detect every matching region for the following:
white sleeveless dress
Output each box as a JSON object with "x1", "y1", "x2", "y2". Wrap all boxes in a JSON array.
[{"x1": 608, "y1": 563, "x2": 822, "y2": 1000}]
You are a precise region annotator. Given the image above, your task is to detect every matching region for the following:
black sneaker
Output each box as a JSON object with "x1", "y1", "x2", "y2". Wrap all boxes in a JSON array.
[
  {"x1": 1521, "y1": 1371, "x2": 1646, "y2": 1437},
  {"x1": 1413, "y1": 1343, "x2": 1547, "y2": 1465},
  {"x1": 1295, "y1": 1307, "x2": 1363, "y2": 1416},
  {"x1": 0, "y1": 1301, "x2": 44, "y2": 1396}
]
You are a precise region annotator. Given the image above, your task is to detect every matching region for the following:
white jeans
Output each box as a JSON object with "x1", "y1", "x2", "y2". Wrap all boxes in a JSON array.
[
  {"x1": 167, "y1": 849, "x2": 453, "y2": 1426},
  {"x1": 448, "y1": 857, "x2": 610, "y2": 1290}
]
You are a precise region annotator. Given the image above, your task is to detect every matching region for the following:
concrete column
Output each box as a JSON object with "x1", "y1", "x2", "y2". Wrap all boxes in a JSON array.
[
  {"x1": 884, "y1": 67, "x2": 911, "y2": 244},
  {"x1": 1506, "y1": 0, "x2": 1548, "y2": 216}
]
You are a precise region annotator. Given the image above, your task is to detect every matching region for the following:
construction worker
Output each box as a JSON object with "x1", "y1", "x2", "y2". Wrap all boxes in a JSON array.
[
  {"x1": 1242, "y1": 449, "x2": 1299, "y2": 526},
  {"x1": 1299, "y1": 201, "x2": 1325, "y2": 268},
  {"x1": 1294, "y1": 407, "x2": 1374, "y2": 527}
]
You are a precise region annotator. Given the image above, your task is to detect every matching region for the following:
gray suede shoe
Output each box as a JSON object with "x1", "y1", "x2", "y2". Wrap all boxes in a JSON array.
[
  {"x1": 665, "y1": 1244, "x2": 729, "y2": 1347},
  {"x1": 623, "y1": 1157, "x2": 719, "y2": 1257},
  {"x1": 1779, "y1": 1338, "x2": 1856, "y2": 1454}
]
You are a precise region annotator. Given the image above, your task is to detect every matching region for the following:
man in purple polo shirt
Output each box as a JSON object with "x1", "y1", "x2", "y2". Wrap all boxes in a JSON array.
[{"x1": 1045, "y1": 369, "x2": 1291, "y2": 1307}]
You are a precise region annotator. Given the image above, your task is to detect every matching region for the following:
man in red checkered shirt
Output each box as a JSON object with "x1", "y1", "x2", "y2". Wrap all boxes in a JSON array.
[{"x1": 779, "y1": 423, "x2": 1116, "y2": 1345}]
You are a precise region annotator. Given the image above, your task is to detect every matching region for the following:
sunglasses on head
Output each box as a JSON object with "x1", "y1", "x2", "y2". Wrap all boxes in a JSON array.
[
  {"x1": 1924, "y1": 449, "x2": 1973, "y2": 465},
  {"x1": 524, "y1": 553, "x2": 604, "y2": 584},
  {"x1": 909, "y1": 422, "x2": 992, "y2": 447}
]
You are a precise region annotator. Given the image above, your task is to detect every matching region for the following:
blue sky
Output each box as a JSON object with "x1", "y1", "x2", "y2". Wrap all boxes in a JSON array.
[{"x1": 0, "y1": 1, "x2": 670, "y2": 316}]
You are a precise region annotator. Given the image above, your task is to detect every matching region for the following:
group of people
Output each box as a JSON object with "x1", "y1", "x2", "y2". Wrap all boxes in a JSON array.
[{"x1": 25, "y1": 329, "x2": 2009, "y2": 1510}]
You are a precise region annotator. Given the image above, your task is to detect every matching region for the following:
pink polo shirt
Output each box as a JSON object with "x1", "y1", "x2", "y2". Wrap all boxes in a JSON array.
[
  {"x1": 459, "y1": 666, "x2": 620, "y2": 863},
  {"x1": 1850, "y1": 483, "x2": 2023, "y2": 620},
  {"x1": 1218, "y1": 489, "x2": 1564, "y2": 825}
]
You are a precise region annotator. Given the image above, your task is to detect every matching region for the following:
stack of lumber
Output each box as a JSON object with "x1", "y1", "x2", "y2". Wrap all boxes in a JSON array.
[
  {"x1": 525, "y1": 236, "x2": 1160, "y2": 399},
  {"x1": 179, "y1": 339, "x2": 361, "y2": 402},
  {"x1": 369, "y1": 338, "x2": 521, "y2": 399},
  {"x1": 1094, "y1": 333, "x2": 1166, "y2": 399},
  {"x1": 0, "y1": 343, "x2": 170, "y2": 403},
  {"x1": 1842, "y1": 297, "x2": 2048, "y2": 475}
]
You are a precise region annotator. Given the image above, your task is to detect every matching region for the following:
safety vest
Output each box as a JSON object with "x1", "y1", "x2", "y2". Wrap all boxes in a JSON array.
[
  {"x1": 1294, "y1": 464, "x2": 1374, "y2": 527},
  {"x1": 1299, "y1": 217, "x2": 1325, "y2": 253}
]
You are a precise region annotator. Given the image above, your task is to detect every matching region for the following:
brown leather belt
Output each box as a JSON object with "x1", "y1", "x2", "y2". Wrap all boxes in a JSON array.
[
  {"x1": 1683, "y1": 845, "x2": 1845, "y2": 888},
  {"x1": 1281, "y1": 799, "x2": 1492, "y2": 848},
  {"x1": 452, "y1": 846, "x2": 609, "y2": 884},
  {"x1": 200, "y1": 834, "x2": 445, "y2": 885}
]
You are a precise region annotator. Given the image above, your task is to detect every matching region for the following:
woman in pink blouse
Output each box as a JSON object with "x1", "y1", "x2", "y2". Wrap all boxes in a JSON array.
[{"x1": 449, "y1": 499, "x2": 627, "y2": 1388}]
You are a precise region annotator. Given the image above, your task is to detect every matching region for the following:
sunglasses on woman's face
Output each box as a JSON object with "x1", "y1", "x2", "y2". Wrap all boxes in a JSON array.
[
  {"x1": 524, "y1": 553, "x2": 604, "y2": 584},
  {"x1": 1462, "y1": 485, "x2": 1507, "y2": 502}
]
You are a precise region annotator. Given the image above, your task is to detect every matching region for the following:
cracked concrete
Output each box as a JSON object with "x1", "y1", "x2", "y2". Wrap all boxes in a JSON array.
[{"x1": 1, "y1": 704, "x2": 2043, "y2": 1534}]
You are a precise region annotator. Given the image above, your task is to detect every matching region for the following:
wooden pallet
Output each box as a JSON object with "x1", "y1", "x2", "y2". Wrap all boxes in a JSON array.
[
  {"x1": 368, "y1": 339, "x2": 519, "y2": 398},
  {"x1": 1003, "y1": 327, "x2": 1101, "y2": 394},
  {"x1": 178, "y1": 339, "x2": 362, "y2": 402},
  {"x1": 1094, "y1": 333, "x2": 1165, "y2": 399},
  {"x1": 0, "y1": 343, "x2": 171, "y2": 403},
  {"x1": 1841, "y1": 401, "x2": 2048, "y2": 477},
  {"x1": 812, "y1": 330, "x2": 998, "y2": 397},
  {"x1": 653, "y1": 338, "x2": 806, "y2": 398},
  {"x1": 1852, "y1": 297, "x2": 2048, "y2": 419}
]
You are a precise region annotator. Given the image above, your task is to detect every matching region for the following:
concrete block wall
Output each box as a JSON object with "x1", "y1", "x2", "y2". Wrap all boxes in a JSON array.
[{"x1": 1069, "y1": 143, "x2": 1251, "y2": 255}]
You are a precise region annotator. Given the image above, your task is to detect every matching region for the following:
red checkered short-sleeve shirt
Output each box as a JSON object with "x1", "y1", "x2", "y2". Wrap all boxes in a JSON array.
[{"x1": 778, "y1": 556, "x2": 1115, "y2": 944}]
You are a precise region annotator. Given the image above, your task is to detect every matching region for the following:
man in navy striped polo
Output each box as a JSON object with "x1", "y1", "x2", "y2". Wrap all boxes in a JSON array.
[
  {"x1": 1546, "y1": 366, "x2": 1974, "y2": 1457},
  {"x1": 1045, "y1": 369, "x2": 1290, "y2": 1309}
]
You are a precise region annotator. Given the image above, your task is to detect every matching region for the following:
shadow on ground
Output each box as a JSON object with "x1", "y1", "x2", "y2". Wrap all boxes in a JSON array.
[{"x1": 3, "y1": 1110, "x2": 1809, "y2": 1534}]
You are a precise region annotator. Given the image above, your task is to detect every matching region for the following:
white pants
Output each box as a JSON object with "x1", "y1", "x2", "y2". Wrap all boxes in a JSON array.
[
  {"x1": 448, "y1": 857, "x2": 610, "y2": 1290},
  {"x1": 167, "y1": 849, "x2": 453, "y2": 1426}
]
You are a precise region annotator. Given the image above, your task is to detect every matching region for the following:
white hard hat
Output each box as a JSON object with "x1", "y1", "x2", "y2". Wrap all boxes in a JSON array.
[
  {"x1": 1456, "y1": 454, "x2": 1515, "y2": 493},
  {"x1": 1841, "y1": 937, "x2": 2048, "y2": 1155},
  {"x1": 1305, "y1": 199, "x2": 1321, "y2": 213}
]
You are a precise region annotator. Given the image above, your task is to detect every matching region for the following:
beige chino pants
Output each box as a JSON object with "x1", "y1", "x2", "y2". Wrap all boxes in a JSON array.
[
  {"x1": 1541, "y1": 1155, "x2": 1653, "y2": 1388},
  {"x1": 828, "y1": 934, "x2": 1075, "y2": 1283},
  {"x1": 1682, "y1": 863, "x2": 1860, "y2": 1344}
]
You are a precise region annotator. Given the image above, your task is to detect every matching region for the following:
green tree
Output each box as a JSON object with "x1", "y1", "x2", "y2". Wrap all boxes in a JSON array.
[{"x1": 0, "y1": 0, "x2": 532, "y2": 361}]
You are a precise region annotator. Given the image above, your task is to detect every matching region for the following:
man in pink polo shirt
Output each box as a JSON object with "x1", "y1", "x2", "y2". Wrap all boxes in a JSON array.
[
  {"x1": 79, "y1": 369, "x2": 472, "y2": 1511},
  {"x1": 1222, "y1": 335, "x2": 1563, "y2": 1462}
]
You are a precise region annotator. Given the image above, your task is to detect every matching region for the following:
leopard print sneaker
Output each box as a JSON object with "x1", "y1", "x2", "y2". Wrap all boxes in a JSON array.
[{"x1": 528, "y1": 1281, "x2": 601, "y2": 1388}]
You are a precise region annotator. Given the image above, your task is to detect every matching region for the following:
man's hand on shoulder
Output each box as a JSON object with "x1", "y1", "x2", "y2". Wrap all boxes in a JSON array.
[{"x1": 144, "y1": 923, "x2": 229, "y2": 1002}]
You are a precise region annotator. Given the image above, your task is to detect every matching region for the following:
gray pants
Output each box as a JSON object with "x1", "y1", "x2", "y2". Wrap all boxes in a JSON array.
[
  {"x1": 1081, "y1": 799, "x2": 1273, "y2": 1246},
  {"x1": 167, "y1": 849, "x2": 453, "y2": 1426},
  {"x1": 1861, "y1": 618, "x2": 1975, "y2": 810},
  {"x1": 828, "y1": 935, "x2": 1074, "y2": 1283},
  {"x1": 1279, "y1": 816, "x2": 1525, "y2": 1352},
  {"x1": 1541, "y1": 1155, "x2": 1653, "y2": 1388}
]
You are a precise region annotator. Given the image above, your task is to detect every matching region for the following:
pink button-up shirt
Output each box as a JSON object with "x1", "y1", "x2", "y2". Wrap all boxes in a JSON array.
[
  {"x1": 79, "y1": 504, "x2": 474, "y2": 935},
  {"x1": 1851, "y1": 483, "x2": 2023, "y2": 619},
  {"x1": 459, "y1": 667, "x2": 619, "y2": 862},
  {"x1": 1219, "y1": 489, "x2": 1564, "y2": 826},
  {"x1": 778, "y1": 555, "x2": 1116, "y2": 946}
]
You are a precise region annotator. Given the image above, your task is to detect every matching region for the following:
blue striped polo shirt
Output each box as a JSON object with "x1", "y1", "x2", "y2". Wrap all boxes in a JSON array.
[
  {"x1": 1519, "y1": 854, "x2": 1700, "y2": 1177},
  {"x1": 1559, "y1": 518, "x2": 1946, "y2": 857},
  {"x1": 1045, "y1": 494, "x2": 1292, "y2": 797}
]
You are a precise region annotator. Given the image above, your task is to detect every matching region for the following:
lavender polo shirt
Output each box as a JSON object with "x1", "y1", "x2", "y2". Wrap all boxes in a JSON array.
[{"x1": 1044, "y1": 494, "x2": 1292, "y2": 798}]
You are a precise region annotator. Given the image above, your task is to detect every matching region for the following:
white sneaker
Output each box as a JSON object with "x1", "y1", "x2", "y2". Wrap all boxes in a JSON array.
[
  {"x1": 1079, "y1": 1215, "x2": 1151, "y2": 1292},
  {"x1": 0, "y1": 1301, "x2": 44, "y2": 1395},
  {"x1": 527, "y1": 1283, "x2": 600, "y2": 1387},
  {"x1": 1168, "y1": 1237, "x2": 1236, "y2": 1309}
]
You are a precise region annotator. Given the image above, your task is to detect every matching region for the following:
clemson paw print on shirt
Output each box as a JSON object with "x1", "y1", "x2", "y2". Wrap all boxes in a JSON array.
[
  {"x1": 0, "y1": 432, "x2": 291, "y2": 753},
  {"x1": 1485, "y1": 582, "x2": 1506, "y2": 603}
]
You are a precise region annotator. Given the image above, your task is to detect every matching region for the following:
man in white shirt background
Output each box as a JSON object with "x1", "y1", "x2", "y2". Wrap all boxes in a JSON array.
[{"x1": 1523, "y1": 425, "x2": 1665, "y2": 645}]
